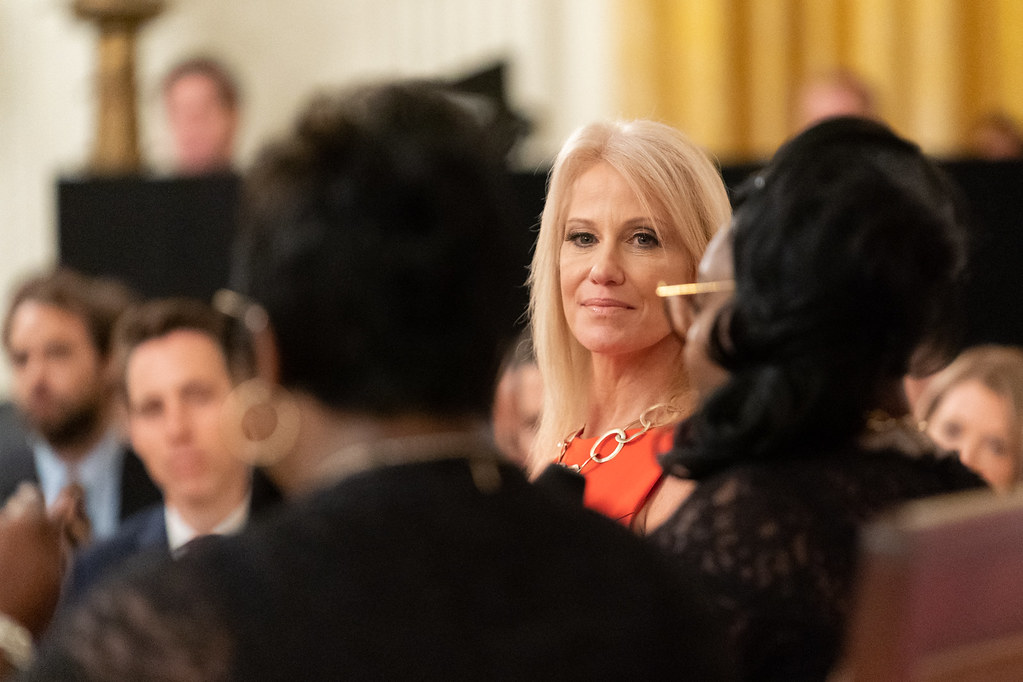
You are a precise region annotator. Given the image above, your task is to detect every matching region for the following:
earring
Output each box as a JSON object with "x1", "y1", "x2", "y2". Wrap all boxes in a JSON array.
[{"x1": 221, "y1": 378, "x2": 301, "y2": 466}]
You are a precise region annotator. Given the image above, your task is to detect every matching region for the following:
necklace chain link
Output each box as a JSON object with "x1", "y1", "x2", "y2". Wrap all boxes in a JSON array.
[{"x1": 556, "y1": 402, "x2": 680, "y2": 474}]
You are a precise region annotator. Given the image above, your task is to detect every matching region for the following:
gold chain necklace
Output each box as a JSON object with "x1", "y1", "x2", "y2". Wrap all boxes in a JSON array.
[
  {"x1": 861, "y1": 409, "x2": 932, "y2": 456},
  {"x1": 556, "y1": 402, "x2": 681, "y2": 474}
]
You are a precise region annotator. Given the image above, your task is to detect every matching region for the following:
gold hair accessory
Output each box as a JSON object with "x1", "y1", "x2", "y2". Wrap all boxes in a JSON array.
[
  {"x1": 220, "y1": 378, "x2": 301, "y2": 466},
  {"x1": 655, "y1": 280, "x2": 735, "y2": 298}
]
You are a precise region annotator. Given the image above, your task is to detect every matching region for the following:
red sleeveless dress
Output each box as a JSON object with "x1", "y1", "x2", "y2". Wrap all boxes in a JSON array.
[{"x1": 557, "y1": 425, "x2": 676, "y2": 526}]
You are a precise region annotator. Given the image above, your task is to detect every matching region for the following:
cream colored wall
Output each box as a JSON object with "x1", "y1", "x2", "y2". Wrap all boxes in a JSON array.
[{"x1": 0, "y1": 0, "x2": 618, "y2": 395}]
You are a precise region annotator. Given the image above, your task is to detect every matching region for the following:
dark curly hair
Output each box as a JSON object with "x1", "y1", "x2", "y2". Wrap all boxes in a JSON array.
[
  {"x1": 683, "y1": 117, "x2": 969, "y2": 472},
  {"x1": 231, "y1": 81, "x2": 521, "y2": 417}
]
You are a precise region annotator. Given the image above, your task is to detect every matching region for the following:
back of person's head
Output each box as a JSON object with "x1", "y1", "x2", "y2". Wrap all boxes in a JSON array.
[
  {"x1": 692, "y1": 117, "x2": 968, "y2": 465},
  {"x1": 113, "y1": 297, "x2": 255, "y2": 390},
  {"x1": 231, "y1": 81, "x2": 521, "y2": 418},
  {"x1": 3, "y1": 268, "x2": 136, "y2": 360}
]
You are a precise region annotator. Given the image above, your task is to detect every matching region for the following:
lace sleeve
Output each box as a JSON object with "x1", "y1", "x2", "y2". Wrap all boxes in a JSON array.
[{"x1": 649, "y1": 467, "x2": 856, "y2": 680}]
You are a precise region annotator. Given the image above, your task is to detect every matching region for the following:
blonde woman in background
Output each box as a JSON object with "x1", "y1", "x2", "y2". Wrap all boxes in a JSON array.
[
  {"x1": 528, "y1": 119, "x2": 730, "y2": 528},
  {"x1": 917, "y1": 344, "x2": 1023, "y2": 492}
]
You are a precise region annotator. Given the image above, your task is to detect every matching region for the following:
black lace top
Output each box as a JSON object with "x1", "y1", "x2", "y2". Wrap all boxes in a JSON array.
[{"x1": 649, "y1": 435, "x2": 985, "y2": 681}]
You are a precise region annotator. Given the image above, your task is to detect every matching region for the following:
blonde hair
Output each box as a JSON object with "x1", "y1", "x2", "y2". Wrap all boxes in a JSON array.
[
  {"x1": 917, "y1": 344, "x2": 1023, "y2": 483},
  {"x1": 527, "y1": 120, "x2": 731, "y2": 472}
]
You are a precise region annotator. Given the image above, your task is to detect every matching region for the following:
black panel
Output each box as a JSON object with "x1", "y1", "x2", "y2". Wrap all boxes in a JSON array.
[
  {"x1": 941, "y1": 160, "x2": 1023, "y2": 348},
  {"x1": 58, "y1": 173, "x2": 239, "y2": 300},
  {"x1": 718, "y1": 159, "x2": 1023, "y2": 349},
  {"x1": 55, "y1": 161, "x2": 1023, "y2": 349}
]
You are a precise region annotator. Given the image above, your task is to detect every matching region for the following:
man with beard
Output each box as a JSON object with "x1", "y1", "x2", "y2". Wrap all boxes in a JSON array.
[{"x1": 0, "y1": 269, "x2": 160, "y2": 542}]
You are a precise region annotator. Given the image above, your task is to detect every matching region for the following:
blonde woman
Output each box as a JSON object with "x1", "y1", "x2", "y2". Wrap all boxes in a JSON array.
[
  {"x1": 528, "y1": 120, "x2": 730, "y2": 527},
  {"x1": 917, "y1": 344, "x2": 1023, "y2": 492}
]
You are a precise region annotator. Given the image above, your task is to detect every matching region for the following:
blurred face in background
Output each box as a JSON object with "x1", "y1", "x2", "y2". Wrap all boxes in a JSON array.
[
  {"x1": 126, "y1": 330, "x2": 250, "y2": 512},
  {"x1": 492, "y1": 363, "x2": 543, "y2": 467},
  {"x1": 926, "y1": 379, "x2": 1020, "y2": 492},
  {"x1": 165, "y1": 73, "x2": 238, "y2": 174},
  {"x1": 6, "y1": 301, "x2": 108, "y2": 449}
]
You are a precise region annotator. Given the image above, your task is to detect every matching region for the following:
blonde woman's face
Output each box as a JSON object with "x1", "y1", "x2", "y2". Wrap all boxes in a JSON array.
[
  {"x1": 558, "y1": 161, "x2": 691, "y2": 358},
  {"x1": 927, "y1": 379, "x2": 1019, "y2": 492}
]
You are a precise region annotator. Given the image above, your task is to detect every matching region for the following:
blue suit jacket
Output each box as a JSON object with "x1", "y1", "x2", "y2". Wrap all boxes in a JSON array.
[
  {"x1": 63, "y1": 505, "x2": 169, "y2": 608},
  {"x1": 63, "y1": 469, "x2": 282, "y2": 608}
]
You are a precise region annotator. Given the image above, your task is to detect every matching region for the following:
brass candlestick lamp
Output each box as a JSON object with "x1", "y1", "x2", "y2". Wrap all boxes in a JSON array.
[{"x1": 73, "y1": 0, "x2": 165, "y2": 174}]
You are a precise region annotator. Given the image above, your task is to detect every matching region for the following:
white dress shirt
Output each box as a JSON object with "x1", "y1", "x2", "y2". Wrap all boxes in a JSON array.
[{"x1": 165, "y1": 494, "x2": 251, "y2": 556}]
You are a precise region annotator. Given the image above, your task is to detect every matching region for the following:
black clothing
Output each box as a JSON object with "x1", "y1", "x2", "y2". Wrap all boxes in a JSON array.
[
  {"x1": 62, "y1": 469, "x2": 282, "y2": 607},
  {"x1": 649, "y1": 435, "x2": 986, "y2": 681},
  {"x1": 33, "y1": 457, "x2": 734, "y2": 681}
]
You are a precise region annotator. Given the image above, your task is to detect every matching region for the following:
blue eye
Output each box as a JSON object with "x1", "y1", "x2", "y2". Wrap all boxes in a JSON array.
[
  {"x1": 632, "y1": 230, "x2": 661, "y2": 247},
  {"x1": 566, "y1": 231, "x2": 596, "y2": 246}
]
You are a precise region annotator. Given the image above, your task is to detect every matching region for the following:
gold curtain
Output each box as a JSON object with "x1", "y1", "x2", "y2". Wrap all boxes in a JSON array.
[{"x1": 618, "y1": 0, "x2": 1023, "y2": 161}]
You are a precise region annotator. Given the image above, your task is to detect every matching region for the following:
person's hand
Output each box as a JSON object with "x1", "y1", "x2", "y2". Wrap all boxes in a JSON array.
[{"x1": 0, "y1": 483, "x2": 64, "y2": 639}]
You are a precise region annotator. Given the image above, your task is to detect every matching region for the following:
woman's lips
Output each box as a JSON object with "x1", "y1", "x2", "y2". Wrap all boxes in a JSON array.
[{"x1": 581, "y1": 297, "x2": 633, "y2": 311}]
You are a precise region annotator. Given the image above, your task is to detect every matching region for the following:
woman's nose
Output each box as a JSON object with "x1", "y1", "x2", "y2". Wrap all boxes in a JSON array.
[{"x1": 589, "y1": 245, "x2": 625, "y2": 285}]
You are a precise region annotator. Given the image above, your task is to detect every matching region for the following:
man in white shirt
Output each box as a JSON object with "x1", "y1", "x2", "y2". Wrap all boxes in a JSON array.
[
  {"x1": 65, "y1": 297, "x2": 279, "y2": 603},
  {"x1": 0, "y1": 268, "x2": 160, "y2": 541}
]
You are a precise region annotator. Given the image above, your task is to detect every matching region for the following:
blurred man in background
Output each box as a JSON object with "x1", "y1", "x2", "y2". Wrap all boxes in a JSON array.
[
  {"x1": 162, "y1": 56, "x2": 241, "y2": 175},
  {"x1": 65, "y1": 298, "x2": 279, "y2": 604},
  {"x1": 0, "y1": 269, "x2": 160, "y2": 543}
]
